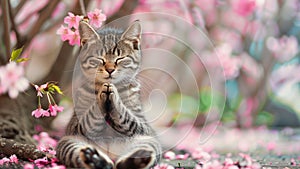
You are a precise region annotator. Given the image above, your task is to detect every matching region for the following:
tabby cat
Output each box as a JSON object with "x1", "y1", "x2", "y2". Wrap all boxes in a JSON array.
[{"x1": 56, "y1": 20, "x2": 162, "y2": 169}]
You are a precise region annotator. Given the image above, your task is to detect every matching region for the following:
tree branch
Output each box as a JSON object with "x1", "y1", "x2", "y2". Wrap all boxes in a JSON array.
[
  {"x1": 1, "y1": 0, "x2": 11, "y2": 61},
  {"x1": 23, "y1": 0, "x2": 60, "y2": 50},
  {"x1": 8, "y1": 1, "x2": 23, "y2": 49},
  {"x1": 105, "y1": 0, "x2": 139, "y2": 24},
  {"x1": 13, "y1": 0, "x2": 26, "y2": 17}
]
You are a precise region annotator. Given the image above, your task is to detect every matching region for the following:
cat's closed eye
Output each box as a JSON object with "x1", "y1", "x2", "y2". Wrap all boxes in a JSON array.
[
  {"x1": 88, "y1": 58, "x2": 105, "y2": 67},
  {"x1": 115, "y1": 57, "x2": 132, "y2": 66}
]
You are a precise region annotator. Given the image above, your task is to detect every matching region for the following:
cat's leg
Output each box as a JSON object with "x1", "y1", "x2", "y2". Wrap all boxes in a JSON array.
[
  {"x1": 115, "y1": 135, "x2": 162, "y2": 169},
  {"x1": 56, "y1": 135, "x2": 114, "y2": 169},
  {"x1": 98, "y1": 83, "x2": 152, "y2": 136}
]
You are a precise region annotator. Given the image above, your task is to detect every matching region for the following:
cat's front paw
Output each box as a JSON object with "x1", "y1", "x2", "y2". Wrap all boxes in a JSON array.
[
  {"x1": 79, "y1": 147, "x2": 114, "y2": 169},
  {"x1": 98, "y1": 83, "x2": 118, "y2": 111}
]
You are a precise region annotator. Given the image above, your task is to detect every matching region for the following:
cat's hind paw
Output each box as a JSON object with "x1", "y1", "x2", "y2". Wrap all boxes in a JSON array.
[
  {"x1": 79, "y1": 147, "x2": 114, "y2": 169},
  {"x1": 116, "y1": 149, "x2": 155, "y2": 169}
]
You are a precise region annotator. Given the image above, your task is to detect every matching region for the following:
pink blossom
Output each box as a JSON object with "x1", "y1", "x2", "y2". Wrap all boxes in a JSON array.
[
  {"x1": 34, "y1": 83, "x2": 48, "y2": 97},
  {"x1": 34, "y1": 132, "x2": 58, "y2": 149},
  {"x1": 87, "y1": 9, "x2": 106, "y2": 28},
  {"x1": 266, "y1": 36, "x2": 298, "y2": 62},
  {"x1": 24, "y1": 163, "x2": 34, "y2": 169},
  {"x1": 34, "y1": 157, "x2": 49, "y2": 167},
  {"x1": 49, "y1": 104, "x2": 64, "y2": 116},
  {"x1": 152, "y1": 163, "x2": 174, "y2": 169},
  {"x1": 175, "y1": 153, "x2": 189, "y2": 160},
  {"x1": 213, "y1": 44, "x2": 241, "y2": 80},
  {"x1": 232, "y1": 0, "x2": 256, "y2": 17},
  {"x1": 48, "y1": 149, "x2": 57, "y2": 155},
  {"x1": 32, "y1": 108, "x2": 50, "y2": 118},
  {"x1": 0, "y1": 62, "x2": 29, "y2": 98},
  {"x1": 0, "y1": 157, "x2": 10, "y2": 165},
  {"x1": 163, "y1": 151, "x2": 176, "y2": 160},
  {"x1": 266, "y1": 141, "x2": 276, "y2": 151},
  {"x1": 191, "y1": 148, "x2": 211, "y2": 162},
  {"x1": 201, "y1": 160, "x2": 223, "y2": 169},
  {"x1": 9, "y1": 155, "x2": 18, "y2": 163},
  {"x1": 64, "y1": 12, "x2": 82, "y2": 29},
  {"x1": 68, "y1": 30, "x2": 81, "y2": 46},
  {"x1": 56, "y1": 25, "x2": 72, "y2": 41},
  {"x1": 224, "y1": 158, "x2": 234, "y2": 166}
]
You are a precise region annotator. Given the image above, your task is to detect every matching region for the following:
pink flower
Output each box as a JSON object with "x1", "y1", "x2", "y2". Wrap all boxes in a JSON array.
[
  {"x1": 0, "y1": 157, "x2": 10, "y2": 165},
  {"x1": 215, "y1": 44, "x2": 241, "y2": 79},
  {"x1": 34, "y1": 157, "x2": 49, "y2": 166},
  {"x1": 0, "y1": 62, "x2": 29, "y2": 98},
  {"x1": 48, "y1": 149, "x2": 57, "y2": 155},
  {"x1": 266, "y1": 141, "x2": 276, "y2": 151},
  {"x1": 163, "y1": 151, "x2": 176, "y2": 160},
  {"x1": 34, "y1": 83, "x2": 48, "y2": 97},
  {"x1": 87, "y1": 9, "x2": 106, "y2": 28},
  {"x1": 152, "y1": 163, "x2": 174, "y2": 169},
  {"x1": 68, "y1": 30, "x2": 80, "y2": 46},
  {"x1": 49, "y1": 104, "x2": 64, "y2": 116},
  {"x1": 56, "y1": 25, "x2": 72, "y2": 41},
  {"x1": 232, "y1": 0, "x2": 256, "y2": 17},
  {"x1": 32, "y1": 108, "x2": 50, "y2": 118},
  {"x1": 24, "y1": 163, "x2": 34, "y2": 169},
  {"x1": 64, "y1": 12, "x2": 82, "y2": 29},
  {"x1": 34, "y1": 132, "x2": 58, "y2": 149},
  {"x1": 175, "y1": 153, "x2": 189, "y2": 160},
  {"x1": 266, "y1": 36, "x2": 298, "y2": 62},
  {"x1": 191, "y1": 148, "x2": 211, "y2": 162},
  {"x1": 201, "y1": 160, "x2": 223, "y2": 169},
  {"x1": 9, "y1": 155, "x2": 18, "y2": 163}
]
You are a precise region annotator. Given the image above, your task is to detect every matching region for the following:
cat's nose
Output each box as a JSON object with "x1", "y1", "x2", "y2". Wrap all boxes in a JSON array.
[{"x1": 106, "y1": 68, "x2": 115, "y2": 74}]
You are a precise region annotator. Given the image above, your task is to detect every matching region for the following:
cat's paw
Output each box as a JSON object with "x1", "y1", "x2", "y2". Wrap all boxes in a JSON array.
[
  {"x1": 79, "y1": 147, "x2": 114, "y2": 169},
  {"x1": 99, "y1": 83, "x2": 118, "y2": 100},
  {"x1": 116, "y1": 149, "x2": 154, "y2": 169}
]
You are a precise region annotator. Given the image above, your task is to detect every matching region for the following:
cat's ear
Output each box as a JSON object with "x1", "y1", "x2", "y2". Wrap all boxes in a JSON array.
[
  {"x1": 79, "y1": 20, "x2": 99, "y2": 46},
  {"x1": 121, "y1": 20, "x2": 141, "y2": 50}
]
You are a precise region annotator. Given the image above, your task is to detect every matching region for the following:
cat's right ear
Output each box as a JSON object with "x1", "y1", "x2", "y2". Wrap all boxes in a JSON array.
[{"x1": 79, "y1": 20, "x2": 99, "y2": 46}]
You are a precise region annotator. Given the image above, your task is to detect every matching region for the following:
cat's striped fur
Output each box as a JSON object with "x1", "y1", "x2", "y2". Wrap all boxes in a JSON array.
[{"x1": 56, "y1": 20, "x2": 162, "y2": 169}]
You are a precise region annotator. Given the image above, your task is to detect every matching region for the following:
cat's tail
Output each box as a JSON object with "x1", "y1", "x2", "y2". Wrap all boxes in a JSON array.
[{"x1": 0, "y1": 137, "x2": 45, "y2": 160}]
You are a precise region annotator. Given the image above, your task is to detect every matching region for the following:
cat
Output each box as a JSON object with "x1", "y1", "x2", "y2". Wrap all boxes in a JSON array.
[{"x1": 56, "y1": 20, "x2": 162, "y2": 169}]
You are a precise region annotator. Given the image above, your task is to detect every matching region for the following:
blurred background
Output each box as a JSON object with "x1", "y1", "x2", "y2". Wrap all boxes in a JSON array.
[{"x1": 1, "y1": 0, "x2": 300, "y2": 154}]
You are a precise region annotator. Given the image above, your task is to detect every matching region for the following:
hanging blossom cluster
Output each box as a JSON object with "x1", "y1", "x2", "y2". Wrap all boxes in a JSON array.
[
  {"x1": 0, "y1": 48, "x2": 29, "y2": 99},
  {"x1": 31, "y1": 82, "x2": 64, "y2": 118},
  {"x1": 56, "y1": 9, "x2": 106, "y2": 46}
]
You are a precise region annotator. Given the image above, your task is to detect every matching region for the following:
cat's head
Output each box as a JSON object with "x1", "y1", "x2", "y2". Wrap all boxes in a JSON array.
[{"x1": 78, "y1": 20, "x2": 142, "y2": 84}]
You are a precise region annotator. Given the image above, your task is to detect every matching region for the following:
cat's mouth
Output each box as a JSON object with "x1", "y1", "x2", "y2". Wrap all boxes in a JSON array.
[{"x1": 104, "y1": 75, "x2": 113, "y2": 79}]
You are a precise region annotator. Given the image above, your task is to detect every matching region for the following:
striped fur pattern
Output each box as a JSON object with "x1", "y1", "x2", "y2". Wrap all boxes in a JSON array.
[{"x1": 56, "y1": 21, "x2": 161, "y2": 169}]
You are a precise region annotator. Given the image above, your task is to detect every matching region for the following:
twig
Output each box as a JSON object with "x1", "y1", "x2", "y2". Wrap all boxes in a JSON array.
[
  {"x1": 8, "y1": 1, "x2": 23, "y2": 49},
  {"x1": 79, "y1": 0, "x2": 86, "y2": 16},
  {"x1": 105, "y1": 0, "x2": 139, "y2": 24},
  {"x1": 24, "y1": 0, "x2": 60, "y2": 50},
  {"x1": 13, "y1": 0, "x2": 26, "y2": 17},
  {"x1": 1, "y1": 0, "x2": 11, "y2": 61}
]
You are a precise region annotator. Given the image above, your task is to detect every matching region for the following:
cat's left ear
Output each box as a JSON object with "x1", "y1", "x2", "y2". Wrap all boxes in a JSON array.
[
  {"x1": 79, "y1": 20, "x2": 99, "y2": 46},
  {"x1": 121, "y1": 20, "x2": 141, "y2": 50}
]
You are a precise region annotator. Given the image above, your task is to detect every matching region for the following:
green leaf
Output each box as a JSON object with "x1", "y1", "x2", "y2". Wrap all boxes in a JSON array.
[
  {"x1": 16, "y1": 58, "x2": 30, "y2": 63},
  {"x1": 168, "y1": 94, "x2": 199, "y2": 116},
  {"x1": 255, "y1": 111, "x2": 274, "y2": 126},
  {"x1": 52, "y1": 85, "x2": 63, "y2": 95},
  {"x1": 199, "y1": 89, "x2": 225, "y2": 113},
  {"x1": 10, "y1": 47, "x2": 23, "y2": 62},
  {"x1": 48, "y1": 84, "x2": 63, "y2": 95}
]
